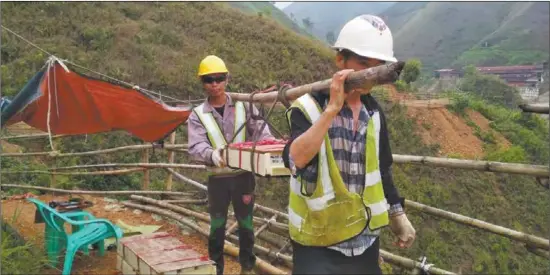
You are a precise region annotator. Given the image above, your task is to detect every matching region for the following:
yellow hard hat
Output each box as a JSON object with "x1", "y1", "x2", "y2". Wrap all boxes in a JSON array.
[{"x1": 197, "y1": 55, "x2": 229, "y2": 76}]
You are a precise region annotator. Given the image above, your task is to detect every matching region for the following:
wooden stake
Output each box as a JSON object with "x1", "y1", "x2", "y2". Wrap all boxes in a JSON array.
[
  {"x1": 165, "y1": 132, "x2": 177, "y2": 190},
  {"x1": 141, "y1": 149, "x2": 150, "y2": 190}
]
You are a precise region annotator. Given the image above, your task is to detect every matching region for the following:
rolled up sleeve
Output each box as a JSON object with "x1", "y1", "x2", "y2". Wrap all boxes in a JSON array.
[{"x1": 187, "y1": 111, "x2": 214, "y2": 165}]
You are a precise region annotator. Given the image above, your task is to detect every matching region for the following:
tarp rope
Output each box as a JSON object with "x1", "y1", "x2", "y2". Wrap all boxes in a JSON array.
[
  {"x1": 225, "y1": 83, "x2": 292, "y2": 175},
  {"x1": 0, "y1": 25, "x2": 193, "y2": 105}
]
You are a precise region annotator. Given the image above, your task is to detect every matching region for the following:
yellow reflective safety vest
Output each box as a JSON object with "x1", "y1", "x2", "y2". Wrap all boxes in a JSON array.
[
  {"x1": 193, "y1": 101, "x2": 247, "y2": 173},
  {"x1": 286, "y1": 93, "x2": 389, "y2": 247}
]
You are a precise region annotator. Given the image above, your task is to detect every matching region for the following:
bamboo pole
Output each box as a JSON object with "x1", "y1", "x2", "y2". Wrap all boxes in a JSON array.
[
  {"x1": 0, "y1": 133, "x2": 65, "y2": 140},
  {"x1": 1, "y1": 144, "x2": 188, "y2": 158},
  {"x1": 255, "y1": 214, "x2": 277, "y2": 237},
  {"x1": 165, "y1": 132, "x2": 177, "y2": 190},
  {"x1": 142, "y1": 149, "x2": 150, "y2": 190},
  {"x1": 228, "y1": 62, "x2": 405, "y2": 104},
  {"x1": 379, "y1": 250, "x2": 456, "y2": 275},
  {"x1": 2, "y1": 168, "x2": 146, "y2": 176},
  {"x1": 406, "y1": 200, "x2": 549, "y2": 250},
  {"x1": 225, "y1": 221, "x2": 239, "y2": 237},
  {"x1": 518, "y1": 103, "x2": 549, "y2": 114},
  {"x1": 525, "y1": 245, "x2": 550, "y2": 259},
  {"x1": 120, "y1": 201, "x2": 289, "y2": 274},
  {"x1": 0, "y1": 184, "x2": 196, "y2": 196},
  {"x1": 392, "y1": 154, "x2": 549, "y2": 177},
  {"x1": 49, "y1": 163, "x2": 206, "y2": 171},
  {"x1": 161, "y1": 199, "x2": 208, "y2": 204}
]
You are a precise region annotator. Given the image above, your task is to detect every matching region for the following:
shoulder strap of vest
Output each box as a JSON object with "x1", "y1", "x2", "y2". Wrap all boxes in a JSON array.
[
  {"x1": 293, "y1": 94, "x2": 323, "y2": 123},
  {"x1": 233, "y1": 101, "x2": 246, "y2": 143},
  {"x1": 193, "y1": 103, "x2": 227, "y2": 149}
]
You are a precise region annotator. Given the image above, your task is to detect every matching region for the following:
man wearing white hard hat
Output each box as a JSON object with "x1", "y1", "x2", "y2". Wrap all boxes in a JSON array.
[{"x1": 282, "y1": 15, "x2": 416, "y2": 273}]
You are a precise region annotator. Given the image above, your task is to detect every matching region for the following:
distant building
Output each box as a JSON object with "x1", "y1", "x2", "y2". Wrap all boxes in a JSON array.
[{"x1": 434, "y1": 62, "x2": 548, "y2": 101}]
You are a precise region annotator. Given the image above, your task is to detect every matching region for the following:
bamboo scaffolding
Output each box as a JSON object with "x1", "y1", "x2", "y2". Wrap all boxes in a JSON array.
[
  {"x1": 225, "y1": 221, "x2": 239, "y2": 237},
  {"x1": 518, "y1": 103, "x2": 549, "y2": 114},
  {"x1": 255, "y1": 214, "x2": 277, "y2": 237},
  {"x1": 1, "y1": 144, "x2": 188, "y2": 158},
  {"x1": 379, "y1": 250, "x2": 456, "y2": 275},
  {"x1": 50, "y1": 163, "x2": 206, "y2": 171},
  {"x1": 165, "y1": 132, "x2": 177, "y2": 190},
  {"x1": 120, "y1": 201, "x2": 288, "y2": 274},
  {"x1": 123, "y1": 197, "x2": 456, "y2": 274},
  {"x1": 228, "y1": 62, "x2": 404, "y2": 104},
  {"x1": 392, "y1": 154, "x2": 549, "y2": 177},
  {"x1": 2, "y1": 168, "x2": 146, "y2": 176},
  {"x1": 406, "y1": 200, "x2": 550, "y2": 250},
  {"x1": 0, "y1": 184, "x2": 197, "y2": 196}
]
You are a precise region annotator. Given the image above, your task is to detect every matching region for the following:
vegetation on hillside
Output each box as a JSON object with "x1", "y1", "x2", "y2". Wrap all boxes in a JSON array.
[
  {"x1": 1, "y1": 2, "x2": 549, "y2": 274},
  {"x1": 225, "y1": 2, "x2": 312, "y2": 38},
  {"x1": 381, "y1": 2, "x2": 549, "y2": 71}
]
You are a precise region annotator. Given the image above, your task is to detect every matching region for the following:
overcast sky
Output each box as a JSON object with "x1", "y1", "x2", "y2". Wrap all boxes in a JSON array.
[{"x1": 274, "y1": 2, "x2": 293, "y2": 10}]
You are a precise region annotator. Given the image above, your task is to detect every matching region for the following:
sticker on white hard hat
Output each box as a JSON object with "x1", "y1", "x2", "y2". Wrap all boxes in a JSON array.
[{"x1": 359, "y1": 15, "x2": 387, "y2": 32}]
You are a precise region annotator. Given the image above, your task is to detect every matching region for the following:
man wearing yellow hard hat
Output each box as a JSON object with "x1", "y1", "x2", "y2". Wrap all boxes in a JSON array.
[{"x1": 187, "y1": 55, "x2": 274, "y2": 275}]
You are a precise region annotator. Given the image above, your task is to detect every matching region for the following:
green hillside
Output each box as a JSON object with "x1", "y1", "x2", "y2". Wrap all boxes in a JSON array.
[
  {"x1": 380, "y1": 2, "x2": 549, "y2": 70},
  {"x1": 226, "y1": 2, "x2": 312, "y2": 38},
  {"x1": 1, "y1": 2, "x2": 549, "y2": 274},
  {"x1": 283, "y1": 2, "x2": 394, "y2": 43}
]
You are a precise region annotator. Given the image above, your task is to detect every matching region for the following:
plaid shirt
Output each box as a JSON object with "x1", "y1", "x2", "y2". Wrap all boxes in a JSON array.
[{"x1": 285, "y1": 95, "x2": 403, "y2": 257}]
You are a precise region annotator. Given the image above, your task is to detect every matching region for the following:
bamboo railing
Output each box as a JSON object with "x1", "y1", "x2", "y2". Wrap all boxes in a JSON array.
[
  {"x1": 3, "y1": 144, "x2": 548, "y2": 178},
  {"x1": 518, "y1": 103, "x2": 549, "y2": 114}
]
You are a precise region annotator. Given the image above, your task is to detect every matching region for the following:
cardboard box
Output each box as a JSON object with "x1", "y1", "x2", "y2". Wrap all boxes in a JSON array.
[
  {"x1": 225, "y1": 141, "x2": 290, "y2": 177},
  {"x1": 117, "y1": 232, "x2": 216, "y2": 275}
]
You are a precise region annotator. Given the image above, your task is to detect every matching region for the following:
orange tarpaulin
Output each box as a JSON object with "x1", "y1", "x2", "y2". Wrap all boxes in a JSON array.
[{"x1": 2, "y1": 59, "x2": 192, "y2": 142}]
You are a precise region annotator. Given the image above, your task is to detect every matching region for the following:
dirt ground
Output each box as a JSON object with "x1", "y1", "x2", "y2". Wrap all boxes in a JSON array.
[
  {"x1": 384, "y1": 85, "x2": 510, "y2": 158},
  {"x1": 1, "y1": 194, "x2": 244, "y2": 275}
]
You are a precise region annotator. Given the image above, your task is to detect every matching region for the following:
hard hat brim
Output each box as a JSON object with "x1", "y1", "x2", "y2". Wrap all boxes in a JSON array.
[{"x1": 333, "y1": 46, "x2": 398, "y2": 63}]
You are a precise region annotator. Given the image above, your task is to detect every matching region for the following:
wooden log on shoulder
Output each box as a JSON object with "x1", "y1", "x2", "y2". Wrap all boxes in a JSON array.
[
  {"x1": 228, "y1": 62, "x2": 404, "y2": 104},
  {"x1": 519, "y1": 103, "x2": 549, "y2": 114},
  {"x1": 121, "y1": 201, "x2": 290, "y2": 274}
]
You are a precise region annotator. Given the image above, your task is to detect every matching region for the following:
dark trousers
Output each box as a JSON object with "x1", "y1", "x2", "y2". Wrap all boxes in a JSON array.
[
  {"x1": 207, "y1": 171, "x2": 257, "y2": 274},
  {"x1": 291, "y1": 238, "x2": 382, "y2": 275}
]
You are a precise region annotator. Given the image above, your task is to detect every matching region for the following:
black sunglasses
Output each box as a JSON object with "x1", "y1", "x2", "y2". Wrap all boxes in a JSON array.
[{"x1": 202, "y1": 75, "x2": 227, "y2": 84}]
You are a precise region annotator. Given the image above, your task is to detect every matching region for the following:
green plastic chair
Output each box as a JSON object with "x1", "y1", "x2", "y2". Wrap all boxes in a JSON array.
[{"x1": 28, "y1": 198, "x2": 123, "y2": 275}]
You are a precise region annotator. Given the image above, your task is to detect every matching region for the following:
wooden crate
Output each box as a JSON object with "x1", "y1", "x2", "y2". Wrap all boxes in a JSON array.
[
  {"x1": 225, "y1": 142, "x2": 290, "y2": 177},
  {"x1": 117, "y1": 232, "x2": 216, "y2": 275}
]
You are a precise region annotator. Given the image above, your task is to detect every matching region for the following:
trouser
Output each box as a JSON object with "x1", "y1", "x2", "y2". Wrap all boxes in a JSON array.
[
  {"x1": 207, "y1": 171, "x2": 257, "y2": 275},
  {"x1": 291, "y1": 237, "x2": 382, "y2": 275}
]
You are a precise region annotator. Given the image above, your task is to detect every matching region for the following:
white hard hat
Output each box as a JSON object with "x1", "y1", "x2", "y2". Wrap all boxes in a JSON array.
[{"x1": 333, "y1": 14, "x2": 397, "y2": 63}]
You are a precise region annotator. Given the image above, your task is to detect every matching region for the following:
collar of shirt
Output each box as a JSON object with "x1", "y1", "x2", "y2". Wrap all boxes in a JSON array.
[{"x1": 199, "y1": 93, "x2": 235, "y2": 114}]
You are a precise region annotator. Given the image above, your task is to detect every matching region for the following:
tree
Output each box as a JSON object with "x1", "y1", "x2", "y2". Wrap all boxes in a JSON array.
[
  {"x1": 326, "y1": 31, "x2": 336, "y2": 45},
  {"x1": 401, "y1": 59, "x2": 422, "y2": 84},
  {"x1": 302, "y1": 17, "x2": 313, "y2": 33}
]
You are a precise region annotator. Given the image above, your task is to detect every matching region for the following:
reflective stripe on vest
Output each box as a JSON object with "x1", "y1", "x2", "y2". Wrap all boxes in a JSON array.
[
  {"x1": 286, "y1": 93, "x2": 389, "y2": 247},
  {"x1": 193, "y1": 101, "x2": 247, "y2": 149}
]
